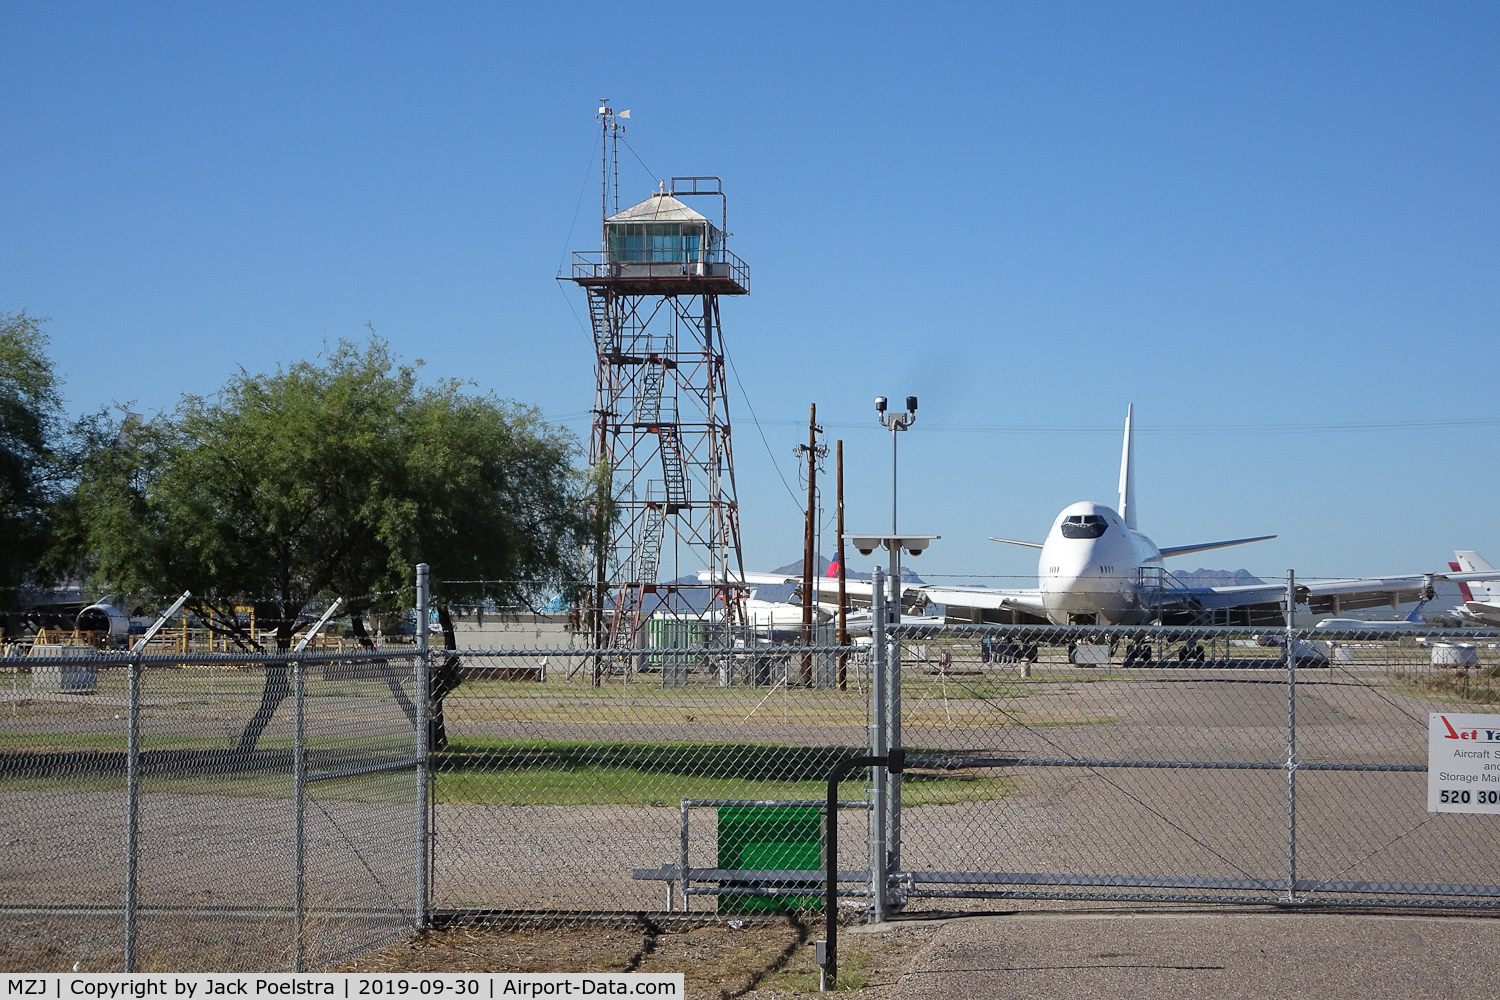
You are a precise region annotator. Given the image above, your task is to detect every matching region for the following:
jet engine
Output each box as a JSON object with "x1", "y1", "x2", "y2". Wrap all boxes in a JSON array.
[{"x1": 76, "y1": 603, "x2": 130, "y2": 645}]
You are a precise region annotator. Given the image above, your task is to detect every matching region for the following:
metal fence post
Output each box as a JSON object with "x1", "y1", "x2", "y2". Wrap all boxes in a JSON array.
[
  {"x1": 868, "y1": 567, "x2": 887, "y2": 923},
  {"x1": 886, "y1": 580, "x2": 902, "y2": 877},
  {"x1": 1285, "y1": 569, "x2": 1298, "y2": 903},
  {"x1": 121, "y1": 592, "x2": 191, "y2": 971},
  {"x1": 415, "y1": 563, "x2": 431, "y2": 930},
  {"x1": 679, "y1": 800, "x2": 691, "y2": 913},
  {"x1": 124, "y1": 651, "x2": 141, "y2": 972},
  {"x1": 293, "y1": 656, "x2": 306, "y2": 971}
]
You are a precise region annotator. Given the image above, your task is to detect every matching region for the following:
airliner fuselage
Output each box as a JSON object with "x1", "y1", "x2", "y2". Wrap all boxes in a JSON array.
[{"x1": 1039, "y1": 501, "x2": 1164, "y2": 625}]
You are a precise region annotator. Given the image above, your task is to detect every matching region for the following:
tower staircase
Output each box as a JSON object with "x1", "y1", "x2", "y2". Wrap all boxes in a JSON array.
[{"x1": 586, "y1": 290, "x2": 613, "y2": 355}]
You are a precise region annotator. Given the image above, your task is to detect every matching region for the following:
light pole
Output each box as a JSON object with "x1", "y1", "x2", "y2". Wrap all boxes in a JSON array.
[
  {"x1": 875, "y1": 396, "x2": 917, "y2": 537},
  {"x1": 875, "y1": 396, "x2": 917, "y2": 621}
]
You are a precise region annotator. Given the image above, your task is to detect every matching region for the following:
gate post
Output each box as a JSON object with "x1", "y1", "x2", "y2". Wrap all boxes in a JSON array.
[
  {"x1": 415, "y1": 563, "x2": 431, "y2": 929},
  {"x1": 124, "y1": 650, "x2": 141, "y2": 972},
  {"x1": 886, "y1": 574, "x2": 902, "y2": 877},
  {"x1": 1285, "y1": 569, "x2": 1298, "y2": 903},
  {"x1": 293, "y1": 655, "x2": 306, "y2": 971},
  {"x1": 868, "y1": 567, "x2": 888, "y2": 923}
]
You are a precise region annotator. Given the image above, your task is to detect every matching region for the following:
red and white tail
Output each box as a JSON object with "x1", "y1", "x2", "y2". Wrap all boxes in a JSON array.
[
  {"x1": 1449, "y1": 562, "x2": 1474, "y2": 603},
  {"x1": 1455, "y1": 551, "x2": 1500, "y2": 603}
]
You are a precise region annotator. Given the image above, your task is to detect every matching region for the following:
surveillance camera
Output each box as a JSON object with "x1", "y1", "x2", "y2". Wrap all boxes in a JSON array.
[
  {"x1": 857, "y1": 547, "x2": 874, "y2": 557},
  {"x1": 875, "y1": 396, "x2": 888, "y2": 413},
  {"x1": 906, "y1": 396, "x2": 918, "y2": 413}
]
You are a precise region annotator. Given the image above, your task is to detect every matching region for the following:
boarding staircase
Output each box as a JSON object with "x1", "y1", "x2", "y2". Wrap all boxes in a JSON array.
[{"x1": 1137, "y1": 566, "x2": 1211, "y2": 625}]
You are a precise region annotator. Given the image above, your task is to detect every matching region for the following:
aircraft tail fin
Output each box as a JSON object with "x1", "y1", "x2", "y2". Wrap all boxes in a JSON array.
[
  {"x1": 1118, "y1": 403, "x2": 1136, "y2": 530},
  {"x1": 1404, "y1": 599, "x2": 1430, "y2": 624},
  {"x1": 1449, "y1": 562, "x2": 1475, "y2": 603},
  {"x1": 1455, "y1": 551, "x2": 1499, "y2": 602}
]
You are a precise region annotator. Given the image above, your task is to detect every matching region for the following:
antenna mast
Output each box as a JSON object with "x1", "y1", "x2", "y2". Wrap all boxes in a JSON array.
[{"x1": 597, "y1": 100, "x2": 626, "y2": 243}]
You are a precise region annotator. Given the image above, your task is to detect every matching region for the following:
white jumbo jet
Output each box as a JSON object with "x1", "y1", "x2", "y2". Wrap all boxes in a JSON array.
[{"x1": 719, "y1": 406, "x2": 1500, "y2": 627}]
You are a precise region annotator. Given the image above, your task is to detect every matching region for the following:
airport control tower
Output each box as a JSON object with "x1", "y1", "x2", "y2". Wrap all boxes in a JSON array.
[{"x1": 569, "y1": 102, "x2": 750, "y2": 656}]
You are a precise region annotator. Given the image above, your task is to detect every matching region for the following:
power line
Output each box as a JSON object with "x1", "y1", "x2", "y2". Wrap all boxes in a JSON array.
[
  {"x1": 749, "y1": 416, "x2": 1500, "y2": 436},
  {"x1": 726, "y1": 355, "x2": 803, "y2": 511}
]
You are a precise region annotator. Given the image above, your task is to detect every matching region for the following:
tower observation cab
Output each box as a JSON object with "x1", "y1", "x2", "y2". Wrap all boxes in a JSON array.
[
  {"x1": 572, "y1": 181, "x2": 749, "y2": 295},
  {"x1": 565, "y1": 104, "x2": 751, "y2": 670}
]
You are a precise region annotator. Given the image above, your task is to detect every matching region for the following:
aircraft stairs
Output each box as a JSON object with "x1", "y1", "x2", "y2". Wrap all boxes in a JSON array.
[{"x1": 1137, "y1": 566, "x2": 1211, "y2": 625}]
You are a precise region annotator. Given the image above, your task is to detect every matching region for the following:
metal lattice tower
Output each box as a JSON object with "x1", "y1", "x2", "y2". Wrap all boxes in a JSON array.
[{"x1": 568, "y1": 103, "x2": 749, "y2": 654}]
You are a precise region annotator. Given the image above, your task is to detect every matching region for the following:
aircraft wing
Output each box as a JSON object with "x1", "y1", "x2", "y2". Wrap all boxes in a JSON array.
[
  {"x1": 697, "y1": 571, "x2": 802, "y2": 587},
  {"x1": 913, "y1": 584, "x2": 1048, "y2": 618},
  {"x1": 1460, "y1": 601, "x2": 1500, "y2": 626},
  {"x1": 699, "y1": 571, "x2": 927, "y2": 607},
  {"x1": 1196, "y1": 570, "x2": 1500, "y2": 615},
  {"x1": 1159, "y1": 535, "x2": 1276, "y2": 558}
]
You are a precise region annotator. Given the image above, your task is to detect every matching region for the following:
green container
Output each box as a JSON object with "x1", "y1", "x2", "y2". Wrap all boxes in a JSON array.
[
  {"x1": 716, "y1": 805, "x2": 824, "y2": 913},
  {"x1": 648, "y1": 618, "x2": 704, "y2": 668}
]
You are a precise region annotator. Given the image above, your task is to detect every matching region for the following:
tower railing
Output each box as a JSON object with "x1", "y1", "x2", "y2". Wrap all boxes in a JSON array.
[{"x1": 571, "y1": 250, "x2": 750, "y2": 293}]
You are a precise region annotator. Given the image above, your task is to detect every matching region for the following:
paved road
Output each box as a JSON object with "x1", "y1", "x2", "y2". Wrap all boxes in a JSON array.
[{"x1": 863, "y1": 908, "x2": 1500, "y2": 1000}]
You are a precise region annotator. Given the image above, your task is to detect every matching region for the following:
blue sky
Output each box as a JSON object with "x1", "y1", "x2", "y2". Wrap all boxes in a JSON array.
[{"x1": 3, "y1": 2, "x2": 1497, "y2": 586}]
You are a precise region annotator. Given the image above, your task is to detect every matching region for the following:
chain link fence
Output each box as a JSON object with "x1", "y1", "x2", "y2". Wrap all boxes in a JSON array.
[
  {"x1": 1, "y1": 648, "x2": 421, "y2": 972},
  {"x1": 428, "y1": 643, "x2": 873, "y2": 921},
  {"x1": 9, "y1": 568, "x2": 1500, "y2": 972},
  {"x1": 887, "y1": 621, "x2": 1500, "y2": 909}
]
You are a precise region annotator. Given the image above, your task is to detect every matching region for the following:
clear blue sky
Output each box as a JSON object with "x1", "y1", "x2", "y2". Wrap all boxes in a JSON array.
[{"x1": 3, "y1": 2, "x2": 1497, "y2": 586}]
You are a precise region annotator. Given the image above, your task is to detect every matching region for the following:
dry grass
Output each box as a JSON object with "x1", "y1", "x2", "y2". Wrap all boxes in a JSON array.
[{"x1": 1395, "y1": 664, "x2": 1500, "y2": 706}]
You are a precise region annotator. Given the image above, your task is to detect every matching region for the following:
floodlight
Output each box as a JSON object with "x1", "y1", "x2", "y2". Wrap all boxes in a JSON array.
[
  {"x1": 875, "y1": 396, "x2": 888, "y2": 413},
  {"x1": 906, "y1": 396, "x2": 918, "y2": 413}
]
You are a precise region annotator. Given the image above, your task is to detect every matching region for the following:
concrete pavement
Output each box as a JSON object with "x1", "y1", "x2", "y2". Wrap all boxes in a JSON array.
[{"x1": 857, "y1": 907, "x2": 1500, "y2": 1000}]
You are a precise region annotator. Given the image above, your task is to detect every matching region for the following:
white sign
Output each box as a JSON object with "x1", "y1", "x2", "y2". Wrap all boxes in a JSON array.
[{"x1": 1428, "y1": 712, "x2": 1500, "y2": 813}]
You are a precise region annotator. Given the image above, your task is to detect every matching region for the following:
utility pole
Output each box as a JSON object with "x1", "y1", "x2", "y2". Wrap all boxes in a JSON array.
[{"x1": 797, "y1": 403, "x2": 822, "y2": 685}]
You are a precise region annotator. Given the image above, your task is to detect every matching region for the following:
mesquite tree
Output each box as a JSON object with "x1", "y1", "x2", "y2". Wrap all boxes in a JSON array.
[{"x1": 68, "y1": 337, "x2": 587, "y2": 751}]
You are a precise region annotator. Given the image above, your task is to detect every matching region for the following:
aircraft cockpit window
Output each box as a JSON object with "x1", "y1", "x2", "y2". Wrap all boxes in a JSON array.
[{"x1": 1061, "y1": 514, "x2": 1109, "y2": 539}]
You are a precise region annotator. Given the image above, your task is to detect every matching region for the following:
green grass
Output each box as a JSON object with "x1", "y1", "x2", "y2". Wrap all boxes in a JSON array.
[
  {"x1": 432, "y1": 766, "x2": 1018, "y2": 807},
  {"x1": 434, "y1": 767, "x2": 866, "y2": 806},
  {"x1": 439, "y1": 738, "x2": 871, "y2": 782}
]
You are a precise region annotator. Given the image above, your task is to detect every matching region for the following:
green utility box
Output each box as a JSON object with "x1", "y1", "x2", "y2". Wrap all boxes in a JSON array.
[
  {"x1": 716, "y1": 805, "x2": 824, "y2": 913},
  {"x1": 649, "y1": 618, "x2": 705, "y2": 686}
]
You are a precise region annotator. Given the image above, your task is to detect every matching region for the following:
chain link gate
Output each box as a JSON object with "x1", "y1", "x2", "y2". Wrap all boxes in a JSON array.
[{"x1": 884, "y1": 621, "x2": 1500, "y2": 910}]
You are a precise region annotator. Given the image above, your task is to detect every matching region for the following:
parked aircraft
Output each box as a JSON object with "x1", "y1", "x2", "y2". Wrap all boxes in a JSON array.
[
  {"x1": 1450, "y1": 551, "x2": 1500, "y2": 626},
  {"x1": 1311, "y1": 601, "x2": 1431, "y2": 634},
  {"x1": 920, "y1": 405, "x2": 1500, "y2": 625},
  {"x1": 718, "y1": 405, "x2": 1500, "y2": 628}
]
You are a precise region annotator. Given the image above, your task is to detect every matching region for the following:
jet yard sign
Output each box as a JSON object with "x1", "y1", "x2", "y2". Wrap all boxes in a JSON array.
[{"x1": 1428, "y1": 713, "x2": 1500, "y2": 813}]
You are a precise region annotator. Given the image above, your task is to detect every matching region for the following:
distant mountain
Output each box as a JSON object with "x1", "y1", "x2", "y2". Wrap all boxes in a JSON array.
[{"x1": 1172, "y1": 568, "x2": 1265, "y2": 588}]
